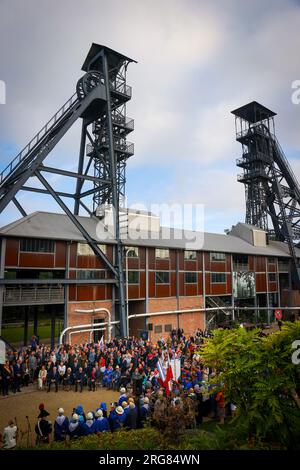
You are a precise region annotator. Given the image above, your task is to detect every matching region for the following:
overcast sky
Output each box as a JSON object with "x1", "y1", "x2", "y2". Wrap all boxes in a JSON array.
[{"x1": 0, "y1": 0, "x2": 300, "y2": 233}]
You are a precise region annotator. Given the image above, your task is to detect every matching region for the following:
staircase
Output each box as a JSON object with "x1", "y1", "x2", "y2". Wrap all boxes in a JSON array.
[{"x1": 206, "y1": 296, "x2": 231, "y2": 315}]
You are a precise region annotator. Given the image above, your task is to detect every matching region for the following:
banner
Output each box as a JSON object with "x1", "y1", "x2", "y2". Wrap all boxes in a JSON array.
[{"x1": 170, "y1": 359, "x2": 181, "y2": 381}]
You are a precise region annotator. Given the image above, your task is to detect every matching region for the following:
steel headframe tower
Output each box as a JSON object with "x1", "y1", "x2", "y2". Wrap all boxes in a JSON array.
[
  {"x1": 232, "y1": 101, "x2": 300, "y2": 289},
  {"x1": 0, "y1": 44, "x2": 136, "y2": 337}
]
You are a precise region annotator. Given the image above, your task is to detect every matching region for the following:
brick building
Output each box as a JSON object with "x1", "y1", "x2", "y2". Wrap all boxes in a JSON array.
[{"x1": 0, "y1": 210, "x2": 299, "y2": 345}]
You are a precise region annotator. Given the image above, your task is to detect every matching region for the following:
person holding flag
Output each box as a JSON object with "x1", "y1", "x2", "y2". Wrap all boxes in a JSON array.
[{"x1": 157, "y1": 349, "x2": 173, "y2": 395}]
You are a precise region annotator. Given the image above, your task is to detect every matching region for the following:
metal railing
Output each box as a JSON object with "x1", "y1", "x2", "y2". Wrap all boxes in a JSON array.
[
  {"x1": 87, "y1": 140, "x2": 134, "y2": 156},
  {"x1": 236, "y1": 152, "x2": 271, "y2": 167},
  {"x1": 110, "y1": 80, "x2": 132, "y2": 98},
  {"x1": 0, "y1": 92, "x2": 79, "y2": 185},
  {"x1": 237, "y1": 170, "x2": 270, "y2": 182},
  {"x1": 3, "y1": 286, "x2": 65, "y2": 305},
  {"x1": 112, "y1": 116, "x2": 134, "y2": 130},
  {"x1": 236, "y1": 125, "x2": 275, "y2": 140}
]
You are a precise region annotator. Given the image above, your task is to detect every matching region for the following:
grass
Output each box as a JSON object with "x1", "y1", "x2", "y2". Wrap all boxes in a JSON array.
[
  {"x1": 17, "y1": 420, "x2": 285, "y2": 450},
  {"x1": 19, "y1": 418, "x2": 286, "y2": 451},
  {"x1": 2, "y1": 323, "x2": 62, "y2": 345}
]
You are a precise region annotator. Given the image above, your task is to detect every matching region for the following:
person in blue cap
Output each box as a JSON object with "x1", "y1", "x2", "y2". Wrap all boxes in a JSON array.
[
  {"x1": 99, "y1": 402, "x2": 108, "y2": 418},
  {"x1": 82, "y1": 412, "x2": 95, "y2": 435},
  {"x1": 95, "y1": 409, "x2": 110, "y2": 433},
  {"x1": 75, "y1": 405, "x2": 85, "y2": 424}
]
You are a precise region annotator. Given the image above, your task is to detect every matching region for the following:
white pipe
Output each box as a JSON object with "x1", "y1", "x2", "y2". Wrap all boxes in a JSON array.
[
  {"x1": 128, "y1": 305, "x2": 300, "y2": 320},
  {"x1": 69, "y1": 327, "x2": 107, "y2": 345},
  {"x1": 128, "y1": 307, "x2": 206, "y2": 320},
  {"x1": 75, "y1": 307, "x2": 111, "y2": 341},
  {"x1": 59, "y1": 307, "x2": 112, "y2": 344},
  {"x1": 61, "y1": 305, "x2": 300, "y2": 344},
  {"x1": 59, "y1": 319, "x2": 119, "y2": 345}
]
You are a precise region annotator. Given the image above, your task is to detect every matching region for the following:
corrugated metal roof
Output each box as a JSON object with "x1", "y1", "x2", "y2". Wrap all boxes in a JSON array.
[{"x1": 0, "y1": 211, "x2": 297, "y2": 258}]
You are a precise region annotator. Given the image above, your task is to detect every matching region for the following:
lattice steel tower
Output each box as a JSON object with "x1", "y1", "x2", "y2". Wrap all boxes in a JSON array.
[
  {"x1": 0, "y1": 44, "x2": 136, "y2": 337},
  {"x1": 232, "y1": 101, "x2": 300, "y2": 289}
]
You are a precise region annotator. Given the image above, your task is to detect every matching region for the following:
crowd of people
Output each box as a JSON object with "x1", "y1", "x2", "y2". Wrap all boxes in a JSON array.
[
  {"x1": 0, "y1": 328, "x2": 213, "y2": 396},
  {"x1": 1, "y1": 327, "x2": 228, "y2": 449}
]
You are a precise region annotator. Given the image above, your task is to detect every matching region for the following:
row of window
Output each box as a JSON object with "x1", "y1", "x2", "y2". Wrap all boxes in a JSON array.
[
  {"x1": 10, "y1": 267, "x2": 275, "y2": 285},
  {"x1": 74, "y1": 270, "x2": 199, "y2": 285},
  {"x1": 76, "y1": 270, "x2": 106, "y2": 280},
  {"x1": 148, "y1": 323, "x2": 172, "y2": 334},
  {"x1": 17, "y1": 240, "x2": 289, "y2": 275},
  {"x1": 20, "y1": 238, "x2": 55, "y2": 253}
]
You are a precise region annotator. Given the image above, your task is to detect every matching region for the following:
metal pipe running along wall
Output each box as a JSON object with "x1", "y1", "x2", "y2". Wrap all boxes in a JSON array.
[
  {"x1": 59, "y1": 305, "x2": 299, "y2": 344},
  {"x1": 69, "y1": 326, "x2": 108, "y2": 345}
]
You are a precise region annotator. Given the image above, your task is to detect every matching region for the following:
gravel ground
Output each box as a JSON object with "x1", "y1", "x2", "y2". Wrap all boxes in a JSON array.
[{"x1": 0, "y1": 385, "x2": 118, "y2": 447}]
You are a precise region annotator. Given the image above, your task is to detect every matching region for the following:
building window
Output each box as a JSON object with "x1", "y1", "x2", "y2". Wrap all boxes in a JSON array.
[
  {"x1": 185, "y1": 272, "x2": 197, "y2": 284},
  {"x1": 154, "y1": 325, "x2": 162, "y2": 334},
  {"x1": 268, "y1": 273, "x2": 276, "y2": 282},
  {"x1": 210, "y1": 252, "x2": 226, "y2": 262},
  {"x1": 76, "y1": 270, "x2": 106, "y2": 279},
  {"x1": 127, "y1": 271, "x2": 139, "y2": 284},
  {"x1": 77, "y1": 243, "x2": 107, "y2": 256},
  {"x1": 20, "y1": 238, "x2": 55, "y2": 253},
  {"x1": 184, "y1": 250, "x2": 197, "y2": 260},
  {"x1": 268, "y1": 257, "x2": 276, "y2": 265},
  {"x1": 278, "y1": 259, "x2": 289, "y2": 272},
  {"x1": 155, "y1": 271, "x2": 170, "y2": 284},
  {"x1": 164, "y1": 324, "x2": 172, "y2": 332},
  {"x1": 125, "y1": 246, "x2": 139, "y2": 257},
  {"x1": 233, "y1": 254, "x2": 248, "y2": 271},
  {"x1": 148, "y1": 323, "x2": 153, "y2": 331},
  {"x1": 211, "y1": 272, "x2": 226, "y2": 283},
  {"x1": 233, "y1": 272, "x2": 255, "y2": 298},
  {"x1": 4, "y1": 270, "x2": 17, "y2": 279},
  {"x1": 155, "y1": 248, "x2": 169, "y2": 259}
]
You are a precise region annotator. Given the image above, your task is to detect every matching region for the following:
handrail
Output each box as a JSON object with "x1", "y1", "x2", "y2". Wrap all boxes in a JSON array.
[{"x1": 0, "y1": 92, "x2": 79, "y2": 185}]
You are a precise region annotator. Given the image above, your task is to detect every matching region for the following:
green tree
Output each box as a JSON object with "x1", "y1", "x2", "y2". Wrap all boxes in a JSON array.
[{"x1": 200, "y1": 322, "x2": 300, "y2": 448}]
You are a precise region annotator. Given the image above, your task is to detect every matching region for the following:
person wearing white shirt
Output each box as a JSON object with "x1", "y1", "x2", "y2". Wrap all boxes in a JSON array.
[{"x1": 2, "y1": 420, "x2": 17, "y2": 449}]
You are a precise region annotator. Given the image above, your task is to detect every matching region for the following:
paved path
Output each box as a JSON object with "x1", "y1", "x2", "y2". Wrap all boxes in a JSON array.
[{"x1": 0, "y1": 385, "x2": 118, "y2": 447}]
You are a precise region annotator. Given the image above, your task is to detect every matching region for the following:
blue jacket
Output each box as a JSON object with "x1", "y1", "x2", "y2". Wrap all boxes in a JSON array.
[
  {"x1": 54, "y1": 415, "x2": 69, "y2": 440},
  {"x1": 140, "y1": 405, "x2": 150, "y2": 421},
  {"x1": 109, "y1": 410, "x2": 123, "y2": 431},
  {"x1": 68, "y1": 421, "x2": 82, "y2": 438},
  {"x1": 95, "y1": 417, "x2": 110, "y2": 433},
  {"x1": 82, "y1": 420, "x2": 96, "y2": 435},
  {"x1": 118, "y1": 394, "x2": 127, "y2": 406}
]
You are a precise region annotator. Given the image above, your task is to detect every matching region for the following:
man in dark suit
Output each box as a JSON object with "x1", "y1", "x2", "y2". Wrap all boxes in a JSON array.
[
  {"x1": 12, "y1": 359, "x2": 22, "y2": 393},
  {"x1": 47, "y1": 366, "x2": 59, "y2": 392}
]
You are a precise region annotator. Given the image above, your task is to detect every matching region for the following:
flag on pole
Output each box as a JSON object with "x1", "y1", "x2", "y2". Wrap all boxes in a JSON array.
[
  {"x1": 157, "y1": 352, "x2": 173, "y2": 395},
  {"x1": 99, "y1": 335, "x2": 105, "y2": 351}
]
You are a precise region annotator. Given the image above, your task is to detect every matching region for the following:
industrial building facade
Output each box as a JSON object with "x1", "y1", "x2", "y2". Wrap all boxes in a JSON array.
[{"x1": 0, "y1": 210, "x2": 298, "y2": 345}]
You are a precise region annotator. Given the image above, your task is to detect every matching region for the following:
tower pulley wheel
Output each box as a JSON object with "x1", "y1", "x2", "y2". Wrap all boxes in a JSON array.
[{"x1": 76, "y1": 71, "x2": 103, "y2": 100}]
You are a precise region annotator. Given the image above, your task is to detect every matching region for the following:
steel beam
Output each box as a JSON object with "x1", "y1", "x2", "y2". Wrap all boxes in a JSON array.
[
  {"x1": 35, "y1": 170, "x2": 118, "y2": 277},
  {"x1": 12, "y1": 197, "x2": 27, "y2": 217},
  {"x1": 21, "y1": 186, "x2": 74, "y2": 198},
  {"x1": 41, "y1": 165, "x2": 108, "y2": 184},
  {"x1": 0, "y1": 278, "x2": 116, "y2": 285},
  {"x1": 0, "y1": 84, "x2": 105, "y2": 214}
]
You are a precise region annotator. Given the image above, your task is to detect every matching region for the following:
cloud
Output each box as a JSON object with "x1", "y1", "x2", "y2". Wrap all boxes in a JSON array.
[{"x1": 0, "y1": 0, "x2": 300, "y2": 233}]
